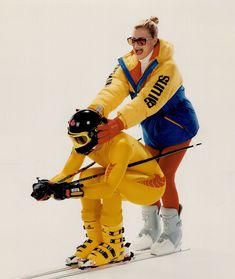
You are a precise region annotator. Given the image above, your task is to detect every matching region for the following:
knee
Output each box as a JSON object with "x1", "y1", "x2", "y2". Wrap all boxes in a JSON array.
[
  {"x1": 160, "y1": 167, "x2": 175, "y2": 182},
  {"x1": 80, "y1": 168, "x2": 96, "y2": 179}
]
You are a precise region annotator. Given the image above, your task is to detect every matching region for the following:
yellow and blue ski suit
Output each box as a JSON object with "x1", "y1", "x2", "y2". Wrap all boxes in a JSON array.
[{"x1": 90, "y1": 39, "x2": 199, "y2": 149}]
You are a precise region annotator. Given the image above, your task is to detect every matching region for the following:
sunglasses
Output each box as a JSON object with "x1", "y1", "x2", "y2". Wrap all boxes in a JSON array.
[{"x1": 127, "y1": 37, "x2": 153, "y2": 46}]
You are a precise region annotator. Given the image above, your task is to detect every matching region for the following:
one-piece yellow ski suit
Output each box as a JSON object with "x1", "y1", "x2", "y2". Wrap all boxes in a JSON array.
[{"x1": 50, "y1": 132, "x2": 165, "y2": 227}]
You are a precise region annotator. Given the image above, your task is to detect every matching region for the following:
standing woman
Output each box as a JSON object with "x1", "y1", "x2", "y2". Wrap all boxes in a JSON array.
[{"x1": 89, "y1": 16, "x2": 199, "y2": 255}]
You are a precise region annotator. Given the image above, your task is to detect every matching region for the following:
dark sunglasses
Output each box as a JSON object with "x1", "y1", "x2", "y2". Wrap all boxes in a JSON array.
[{"x1": 127, "y1": 37, "x2": 153, "y2": 46}]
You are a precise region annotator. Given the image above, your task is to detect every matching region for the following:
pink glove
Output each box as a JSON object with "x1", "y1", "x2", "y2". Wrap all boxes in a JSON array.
[{"x1": 97, "y1": 117, "x2": 124, "y2": 144}]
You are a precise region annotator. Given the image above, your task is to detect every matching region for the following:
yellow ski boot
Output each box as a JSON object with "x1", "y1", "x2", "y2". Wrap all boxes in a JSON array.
[
  {"x1": 84, "y1": 224, "x2": 125, "y2": 267},
  {"x1": 66, "y1": 221, "x2": 102, "y2": 266}
]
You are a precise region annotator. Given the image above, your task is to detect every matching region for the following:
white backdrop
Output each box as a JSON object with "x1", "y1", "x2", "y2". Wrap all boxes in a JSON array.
[{"x1": 0, "y1": 0, "x2": 235, "y2": 278}]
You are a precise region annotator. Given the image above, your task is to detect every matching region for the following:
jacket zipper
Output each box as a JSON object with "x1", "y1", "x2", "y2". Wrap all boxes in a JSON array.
[{"x1": 163, "y1": 116, "x2": 185, "y2": 129}]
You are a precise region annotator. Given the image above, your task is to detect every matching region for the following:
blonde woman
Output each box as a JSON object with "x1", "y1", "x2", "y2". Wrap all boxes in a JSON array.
[{"x1": 89, "y1": 17, "x2": 199, "y2": 255}]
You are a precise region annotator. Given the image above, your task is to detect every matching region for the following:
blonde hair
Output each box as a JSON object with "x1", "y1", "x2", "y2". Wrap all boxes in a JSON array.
[{"x1": 134, "y1": 16, "x2": 159, "y2": 38}]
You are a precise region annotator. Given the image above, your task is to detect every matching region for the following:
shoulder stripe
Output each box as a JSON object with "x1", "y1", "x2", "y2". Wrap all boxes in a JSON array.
[
  {"x1": 136, "y1": 60, "x2": 158, "y2": 92},
  {"x1": 118, "y1": 57, "x2": 137, "y2": 92},
  {"x1": 118, "y1": 57, "x2": 158, "y2": 93}
]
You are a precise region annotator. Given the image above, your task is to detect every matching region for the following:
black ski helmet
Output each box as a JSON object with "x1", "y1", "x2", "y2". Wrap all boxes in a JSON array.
[{"x1": 68, "y1": 109, "x2": 107, "y2": 154}]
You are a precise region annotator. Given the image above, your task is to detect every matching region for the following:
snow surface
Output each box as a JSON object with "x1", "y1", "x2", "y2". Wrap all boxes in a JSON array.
[{"x1": 0, "y1": 0, "x2": 235, "y2": 278}]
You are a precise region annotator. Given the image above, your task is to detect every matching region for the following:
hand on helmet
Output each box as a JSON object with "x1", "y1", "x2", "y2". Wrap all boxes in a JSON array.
[{"x1": 97, "y1": 117, "x2": 124, "y2": 144}]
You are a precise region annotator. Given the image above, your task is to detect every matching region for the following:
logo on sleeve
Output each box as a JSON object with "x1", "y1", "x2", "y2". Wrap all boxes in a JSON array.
[
  {"x1": 144, "y1": 75, "x2": 170, "y2": 108},
  {"x1": 105, "y1": 65, "x2": 119, "y2": 87}
]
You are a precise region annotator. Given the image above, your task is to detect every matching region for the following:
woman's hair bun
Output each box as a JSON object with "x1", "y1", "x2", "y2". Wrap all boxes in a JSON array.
[
  {"x1": 134, "y1": 16, "x2": 159, "y2": 38},
  {"x1": 150, "y1": 16, "x2": 159, "y2": 25}
]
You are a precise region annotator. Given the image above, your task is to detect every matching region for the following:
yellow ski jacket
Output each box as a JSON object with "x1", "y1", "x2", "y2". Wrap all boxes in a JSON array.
[{"x1": 90, "y1": 39, "x2": 183, "y2": 129}]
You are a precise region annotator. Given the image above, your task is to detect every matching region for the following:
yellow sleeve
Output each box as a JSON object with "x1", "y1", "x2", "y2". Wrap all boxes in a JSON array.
[
  {"x1": 50, "y1": 149, "x2": 85, "y2": 183},
  {"x1": 89, "y1": 65, "x2": 130, "y2": 117},
  {"x1": 118, "y1": 62, "x2": 183, "y2": 128},
  {"x1": 83, "y1": 135, "x2": 133, "y2": 199}
]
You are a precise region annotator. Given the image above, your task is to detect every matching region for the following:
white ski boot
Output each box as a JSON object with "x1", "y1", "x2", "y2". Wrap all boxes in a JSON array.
[
  {"x1": 151, "y1": 205, "x2": 182, "y2": 256},
  {"x1": 132, "y1": 205, "x2": 162, "y2": 251}
]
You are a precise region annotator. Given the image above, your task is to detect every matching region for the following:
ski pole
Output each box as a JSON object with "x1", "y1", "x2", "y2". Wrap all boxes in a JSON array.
[
  {"x1": 128, "y1": 142, "x2": 202, "y2": 167},
  {"x1": 70, "y1": 142, "x2": 202, "y2": 185},
  {"x1": 58, "y1": 161, "x2": 96, "y2": 183},
  {"x1": 57, "y1": 138, "x2": 143, "y2": 183}
]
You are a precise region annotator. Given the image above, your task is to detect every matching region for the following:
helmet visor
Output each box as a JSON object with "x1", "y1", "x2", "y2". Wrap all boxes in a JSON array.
[{"x1": 69, "y1": 131, "x2": 91, "y2": 149}]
